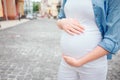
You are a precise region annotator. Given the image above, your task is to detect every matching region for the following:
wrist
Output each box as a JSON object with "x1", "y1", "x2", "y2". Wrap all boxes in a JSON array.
[
  {"x1": 77, "y1": 59, "x2": 84, "y2": 67},
  {"x1": 57, "y1": 19, "x2": 63, "y2": 30}
]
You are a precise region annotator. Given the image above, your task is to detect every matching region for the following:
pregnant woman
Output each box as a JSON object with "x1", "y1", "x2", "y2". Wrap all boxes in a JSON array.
[{"x1": 57, "y1": 0, "x2": 120, "y2": 80}]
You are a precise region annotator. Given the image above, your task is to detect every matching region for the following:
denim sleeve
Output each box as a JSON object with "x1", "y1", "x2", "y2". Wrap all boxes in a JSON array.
[
  {"x1": 58, "y1": 0, "x2": 66, "y2": 19},
  {"x1": 98, "y1": 0, "x2": 120, "y2": 54}
]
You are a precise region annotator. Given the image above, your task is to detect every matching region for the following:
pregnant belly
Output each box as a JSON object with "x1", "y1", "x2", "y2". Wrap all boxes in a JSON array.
[{"x1": 60, "y1": 30, "x2": 102, "y2": 59}]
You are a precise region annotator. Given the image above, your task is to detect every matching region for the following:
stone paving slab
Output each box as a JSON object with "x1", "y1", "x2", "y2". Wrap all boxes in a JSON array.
[
  {"x1": 0, "y1": 19, "x2": 120, "y2": 80},
  {"x1": 0, "y1": 19, "x2": 30, "y2": 30}
]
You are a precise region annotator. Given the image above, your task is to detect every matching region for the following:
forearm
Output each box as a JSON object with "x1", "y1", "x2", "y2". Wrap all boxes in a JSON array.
[{"x1": 78, "y1": 46, "x2": 109, "y2": 66}]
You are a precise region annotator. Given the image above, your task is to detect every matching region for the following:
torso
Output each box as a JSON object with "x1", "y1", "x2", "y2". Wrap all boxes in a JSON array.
[{"x1": 60, "y1": 0, "x2": 102, "y2": 59}]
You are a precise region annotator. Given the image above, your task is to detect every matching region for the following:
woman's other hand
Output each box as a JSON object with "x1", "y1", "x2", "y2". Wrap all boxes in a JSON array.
[
  {"x1": 62, "y1": 54, "x2": 81, "y2": 67},
  {"x1": 57, "y1": 18, "x2": 85, "y2": 35}
]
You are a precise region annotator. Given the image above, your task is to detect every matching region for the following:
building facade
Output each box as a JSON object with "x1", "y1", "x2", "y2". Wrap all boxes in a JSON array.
[
  {"x1": 40, "y1": 0, "x2": 60, "y2": 18},
  {"x1": 24, "y1": 0, "x2": 33, "y2": 15},
  {"x1": 0, "y1": 0, "x2": 3, "y2": 20},
  {"x1": 0, "y1": 0, "x2": 24, "y2": 20}
]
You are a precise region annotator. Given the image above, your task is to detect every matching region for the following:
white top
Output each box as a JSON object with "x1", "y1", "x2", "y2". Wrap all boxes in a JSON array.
[
  {"x1": 60, "y1": 0, "x2": 102, "y2": 59},
  {"x1": 64, "y1": 0, "x2": 100, "y2": 32}
]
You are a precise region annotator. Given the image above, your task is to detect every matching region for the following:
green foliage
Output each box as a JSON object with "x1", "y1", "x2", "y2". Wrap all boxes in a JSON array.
[{"x1": 33, "y1": 2, "x2": 40, "y2": 13}]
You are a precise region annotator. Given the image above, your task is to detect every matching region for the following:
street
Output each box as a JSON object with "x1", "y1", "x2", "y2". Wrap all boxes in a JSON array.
[{"x1": 0, "y1": 19, "x2": 120, "y2": 80}]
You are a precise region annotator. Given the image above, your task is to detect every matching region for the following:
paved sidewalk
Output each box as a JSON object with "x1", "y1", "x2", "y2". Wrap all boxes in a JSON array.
[
  {"x1": 0, "y1": 19, "x2": 29, "y2": 30},
  {"x1": 0, "y1": 19, "x2": 120, "y2": 80}
]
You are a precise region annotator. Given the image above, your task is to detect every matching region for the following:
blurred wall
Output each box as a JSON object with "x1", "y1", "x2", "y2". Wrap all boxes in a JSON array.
[
  {"x1": 17, "y1": 0, "x2": 24, "y2": 16},
  {"x1": 1, "y1": 0, "x2": 24, "y2": 20},
  {"x1": 0, "y1": 0, "x2": 3, "y2": 17},
  {"x1": 6, "y1": 0, "x2": 17, "y2": 19}
]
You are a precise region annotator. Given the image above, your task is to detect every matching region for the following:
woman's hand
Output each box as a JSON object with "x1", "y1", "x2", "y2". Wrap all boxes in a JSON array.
[
  {"x1": 62, "y1": 54, "x2": 82, "y2": 67},
  {"x1": 63, "y1": 46, "x2": 109, "y2": 67},
  {"x1": 57, "y1": 18, "x2": 85, "y2": 35}
]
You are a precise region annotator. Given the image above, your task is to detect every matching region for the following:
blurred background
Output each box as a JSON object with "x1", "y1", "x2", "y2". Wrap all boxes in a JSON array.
[
  {"x1": 0, "y1": 0, "x2": 120, "y2": 80},
  {"x1": 0, "y1": 0, "x2": 61, "y2": 20}
]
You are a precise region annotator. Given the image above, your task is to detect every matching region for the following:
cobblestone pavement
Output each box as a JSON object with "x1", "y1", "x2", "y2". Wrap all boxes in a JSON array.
[{"x1": 0, "y1": 19, "x2": 120, "y2": 80}]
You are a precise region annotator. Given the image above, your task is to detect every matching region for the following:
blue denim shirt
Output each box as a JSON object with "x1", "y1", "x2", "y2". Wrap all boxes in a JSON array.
[{"x1": 58, "y1": 0, "x2": 120, "y2": 59}]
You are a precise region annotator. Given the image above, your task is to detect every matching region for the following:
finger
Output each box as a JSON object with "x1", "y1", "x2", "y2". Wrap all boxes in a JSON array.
[
  {"x1": 74, "y1": 27, "x2": 84, "y2": 33},
  {"x1": 63, "y1": 56, "x2": 72, "y2": 61},
  {"x1": 72, "y1": 21, "x2": 85, "y2": 30},
  {"x1": 62, "y1": 54, "x2": 66, "y2": 58},
  {"x1": 63, "y1": 24, "x2": 74, "y2": 36},
  {"x1": 74, "y1": 23, "x2": 85, "y2": 30},
  {"x1": 63, "y1": 55, "x2": 70, "y2": 60},
  {"x1": 63, "y1": 55, "x2": 67, "y2": 59},
  {"x1": 69, "y1": 28, "x2": 81, "y2": 35},
  {"x1": 63, "y1": 56, "x2": 68, "y2": 61},
  {"x1": 71, "y1": 24, "x2": 84, "y2": 33},
  {"x1": 66, "y1": 29, "x2": 75, "y2": 36}
]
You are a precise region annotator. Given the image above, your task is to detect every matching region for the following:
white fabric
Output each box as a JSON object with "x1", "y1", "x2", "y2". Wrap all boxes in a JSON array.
[
  {"x1": 58, "y1": 58, "x2": 108, "y2": 80},
  {"x1": 60, "y1": 0, "x2": 102, "y2": 59},
  {"x1": 58, "y1": 0, "x2": 108, "y2": 80}
]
